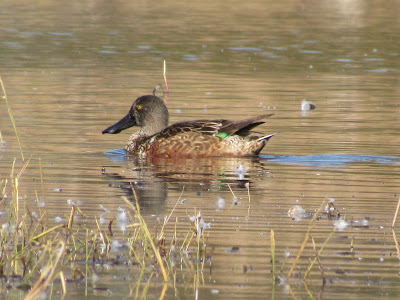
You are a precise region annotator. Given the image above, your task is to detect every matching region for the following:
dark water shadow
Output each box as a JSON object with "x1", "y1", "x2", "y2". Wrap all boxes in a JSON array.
[{"x1": 261, "y1": 154, "x2": 400, "y2": 166}]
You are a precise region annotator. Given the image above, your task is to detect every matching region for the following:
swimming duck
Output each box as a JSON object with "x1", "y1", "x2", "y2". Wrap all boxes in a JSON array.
[{"x1": 102, "y1": 95, "x2": 276, "y2": 158}]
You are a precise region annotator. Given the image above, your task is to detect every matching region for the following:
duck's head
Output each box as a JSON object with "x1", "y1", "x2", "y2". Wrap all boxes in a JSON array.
[{"x1": 102, "y1": 95, "x2": 169, "y2": 136}]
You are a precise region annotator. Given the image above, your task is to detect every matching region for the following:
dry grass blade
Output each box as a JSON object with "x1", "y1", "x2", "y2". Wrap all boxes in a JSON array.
[
  {"x1": 67, "y1": 205, "x2": 75, "y2": 229},
  {"x1": 270, "y1": 229, "x2": 276, "y2": 285},
  {"x1": 59, "y1": 271, "x2": 67, "y2": 295},
  {"x1": 31, "y1": 224, "x2": 65, "y2": 241},
  {"x1": 226, "y1": 183, "x2": 236, "y2": 198},
  {"x1": 159, "y1": 282, "x2": 168, "y2": 300},
  {"x1": 0, "y1": 76, "x2": 24, "y2": 161}
]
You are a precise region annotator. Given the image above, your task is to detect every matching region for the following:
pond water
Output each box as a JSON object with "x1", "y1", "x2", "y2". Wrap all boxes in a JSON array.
[{"x1": 1, "y1": 0, "x2": 400, "y2": 298}]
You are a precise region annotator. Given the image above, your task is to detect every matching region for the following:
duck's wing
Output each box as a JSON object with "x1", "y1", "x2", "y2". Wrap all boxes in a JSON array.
[
  {"x1": 219, "y1": 114, "x2": 274, "y2": 136},
  {"x1": 157, "y1": 114, "x2": 273, "y2": 138}
]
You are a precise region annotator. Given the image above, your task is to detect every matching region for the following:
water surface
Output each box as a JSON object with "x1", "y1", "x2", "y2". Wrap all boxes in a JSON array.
[{"x1": 1, "y1": 0, "x2": 400, "y2": 298}]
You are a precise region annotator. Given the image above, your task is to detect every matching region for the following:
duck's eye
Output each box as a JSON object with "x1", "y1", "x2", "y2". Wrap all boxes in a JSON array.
[{"x1": 136, "y1": 105, "x2": 142, "y2": 110}]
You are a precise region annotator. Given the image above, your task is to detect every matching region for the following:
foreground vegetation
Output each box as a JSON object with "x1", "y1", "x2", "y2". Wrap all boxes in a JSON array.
[{"x1": 0, "y1": 159, "x2": 212, "y2": 298}]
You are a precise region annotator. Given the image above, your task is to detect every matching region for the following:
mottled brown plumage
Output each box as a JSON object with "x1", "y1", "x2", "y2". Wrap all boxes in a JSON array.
[{"x1": 102, "y1": 95, "x2": 276, "y2": 158}]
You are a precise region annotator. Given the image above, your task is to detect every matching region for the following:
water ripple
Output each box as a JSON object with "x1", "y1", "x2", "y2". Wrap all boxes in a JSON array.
[{"x1": 261, "y1": 154, "x2": 400, "y2": 166}]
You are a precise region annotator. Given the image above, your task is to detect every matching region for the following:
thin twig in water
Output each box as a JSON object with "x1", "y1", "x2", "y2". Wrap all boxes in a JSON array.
[
  {"x1": 392, "y1": 229, "x2": 400, "y2": 264},
  {"x1": 303, "y1": 230, "x2": 333, "y2": 280}
]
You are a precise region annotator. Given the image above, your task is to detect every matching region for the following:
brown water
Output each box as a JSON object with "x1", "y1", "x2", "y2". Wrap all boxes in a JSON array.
[{"x1": 1, "y1": 0, "x2": 400, "y2": 298}]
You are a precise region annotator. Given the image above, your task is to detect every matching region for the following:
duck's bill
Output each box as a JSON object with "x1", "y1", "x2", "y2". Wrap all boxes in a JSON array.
[{"x1": 102, "y1": 113, "x2": 136, "y2": 134}]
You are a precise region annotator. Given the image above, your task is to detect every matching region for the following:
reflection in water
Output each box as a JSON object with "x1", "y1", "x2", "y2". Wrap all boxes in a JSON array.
[{"x1": 102, "y1": 149, "x2": 272, "y2": 213}]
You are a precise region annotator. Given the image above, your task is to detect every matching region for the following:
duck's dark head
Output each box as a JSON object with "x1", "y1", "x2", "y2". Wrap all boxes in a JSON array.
[{"x1": 102, "y1": 95, "x2": 169, "y2": 136}]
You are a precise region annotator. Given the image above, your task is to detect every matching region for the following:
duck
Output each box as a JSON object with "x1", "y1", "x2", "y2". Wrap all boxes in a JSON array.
[{"x1": 102, "y1": 95, "x2": 276, "y2": 158}]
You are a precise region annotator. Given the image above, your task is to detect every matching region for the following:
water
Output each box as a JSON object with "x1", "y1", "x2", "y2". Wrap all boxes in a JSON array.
[{"x1": 1, "y1": 0, "x2": 400, "y2": 298}]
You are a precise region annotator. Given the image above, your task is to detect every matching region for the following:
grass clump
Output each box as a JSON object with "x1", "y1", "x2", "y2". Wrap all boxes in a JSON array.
[{"x1": 0, "y1": 161, "x2": 212, "y2": 298}]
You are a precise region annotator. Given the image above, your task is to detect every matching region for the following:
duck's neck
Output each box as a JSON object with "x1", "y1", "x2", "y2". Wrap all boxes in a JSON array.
[{"x1": 139, "y1": 113, "x2": 169, "y2": 137}]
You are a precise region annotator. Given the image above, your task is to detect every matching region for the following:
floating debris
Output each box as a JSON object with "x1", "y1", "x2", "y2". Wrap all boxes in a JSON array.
[
  {"x1": 99, "y1": 204, "x2": 110, "y2": 212},
  {"x1": 99, "y1": 205, "x2": 111, "y2": 224},
  {"x1": 334, "y1": 219, "x2": 349, "y2": 231},
  {"x1": 67, "y1": 199, "x2": 82, "y2": 206},
  {"x1": 216, "y1": 196, "x2": 226, "y2": 211},
  {"x1": 288, "y1": 205, "x2": 308, "y2": 221},
  {"x1": 324, "y1": 198, "x2": 340, "y2": 219},
  {"x1": 232, "y1": 196, "x2": 240, "y2": 205},
  {"x1": 54, "y1": 216, "x2": 64, "y2": 223},
  {"x1": 110, "y1": 240, "x2": 124, "y2": 252},
  {"x1": 284, "y1": 248, "x2": 291, "y2": 258},
  {"x1": 116, "y1": 207, "x2": 128, "y2": 233},
  {"x1": 301, "y1": 99, "x2": 316, "y2": 111},
  {"x1": 225, "y1": 246, "x2": 240, "y2": 253},
  {"x1": 0, "y1": 132, "x2": 6, "y2": 151},
  {"x1": 351, "y1": 219, "x2": 369, "y2": 229},
  {"x1": 189, "y1": 211, "x2": 210, "y2": 237},
  {"x1": 2, "y1": 223, "x2": 16, "y2": 233},
  {"x1": 236, "y1": 164, "x2": 247, "y2": 180}
]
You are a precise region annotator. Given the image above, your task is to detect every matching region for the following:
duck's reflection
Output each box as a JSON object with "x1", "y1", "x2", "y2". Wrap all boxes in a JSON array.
[{"x1": 102, "y1": 151, "x2": 272, "y2": 214}]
